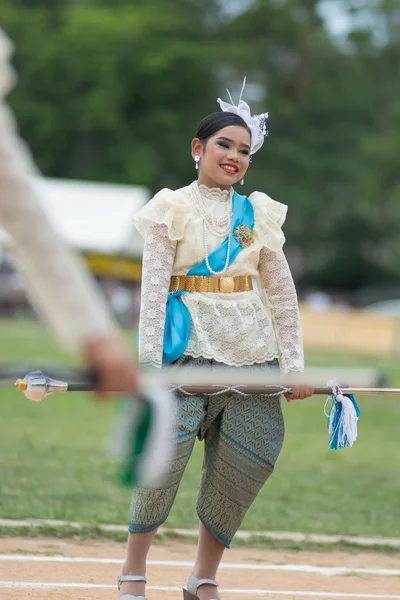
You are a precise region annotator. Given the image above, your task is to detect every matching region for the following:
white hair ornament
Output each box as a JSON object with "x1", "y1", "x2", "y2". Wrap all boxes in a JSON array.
[{"x1": 217, "y1": 77, "x2": 268, "y2": 155}]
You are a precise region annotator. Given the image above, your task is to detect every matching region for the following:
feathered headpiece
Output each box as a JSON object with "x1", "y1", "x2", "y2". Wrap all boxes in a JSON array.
[{"x1": 217, "y1": 77, "x2": 268, "y2": 155}]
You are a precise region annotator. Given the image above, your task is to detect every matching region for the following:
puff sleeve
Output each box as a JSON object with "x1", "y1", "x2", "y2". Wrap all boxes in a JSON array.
[
  {"x1": 133, "y1": 188, "x2": 191, "y2": 242},
  {"x1": 253, "y1": 192, "x2": 304, "y2": 374},
  {"x1": 249, "y1": 191, "x2": 287, "y2": 251}
]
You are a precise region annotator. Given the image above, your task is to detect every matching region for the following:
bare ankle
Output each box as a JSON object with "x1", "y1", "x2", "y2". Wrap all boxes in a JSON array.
[
  {"x1": 192, "y1": 568, "x2": 218, "y2": 581},
  {"x1": 122, "y1": 563, "x2": 146, "y2": 576}
]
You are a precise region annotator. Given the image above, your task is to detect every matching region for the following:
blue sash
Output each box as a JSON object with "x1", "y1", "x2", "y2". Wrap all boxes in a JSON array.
[{"x1": 163, "y1": 190, "x2": 254, "y2": 365}]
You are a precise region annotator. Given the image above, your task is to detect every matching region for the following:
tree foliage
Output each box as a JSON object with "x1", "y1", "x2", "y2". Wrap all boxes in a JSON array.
[{"x1": 1, "y1": 0, "x2": 399, "y2": 295}]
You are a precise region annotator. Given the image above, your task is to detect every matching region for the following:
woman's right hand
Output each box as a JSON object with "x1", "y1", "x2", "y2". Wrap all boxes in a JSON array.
[
  {"x1": 83, "y1": 336, "x2": 138, "y2": 399},
  {"x1": 284, "y1": 384, "x2": 314, "y2": 402}
]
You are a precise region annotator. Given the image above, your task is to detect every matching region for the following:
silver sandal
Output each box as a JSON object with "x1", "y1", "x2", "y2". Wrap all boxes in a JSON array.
[
  {"x1": 117, "y1": 574, "x2": 147, "y2": 600},
  {"x1": 183, "y1": 573, "x2": 219, "y2": 600}
]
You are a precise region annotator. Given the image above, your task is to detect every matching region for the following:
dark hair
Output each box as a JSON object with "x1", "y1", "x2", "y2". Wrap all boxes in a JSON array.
[{"x1": 196, "y1": 112, "x2": 251, "y2": 142}]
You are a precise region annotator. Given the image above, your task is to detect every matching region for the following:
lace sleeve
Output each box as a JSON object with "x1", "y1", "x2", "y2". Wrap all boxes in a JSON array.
[
  {"x1": 0, "y1": 104, "x2": 116, "y2": 350},
  {"x1": 258, "y1": 247, "x2": 304, "y2": 375},
  {"x1": 138, "y1": 223, "x2": 177, "y2": 368},
  {"x1": 0, "y1": 32, "x2": 117, "y2": 349}
]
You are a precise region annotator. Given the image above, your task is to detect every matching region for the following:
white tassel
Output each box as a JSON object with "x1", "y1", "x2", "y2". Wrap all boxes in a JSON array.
[{"x1": 335, "y1": 393, "x2": 359, "y2": 447}]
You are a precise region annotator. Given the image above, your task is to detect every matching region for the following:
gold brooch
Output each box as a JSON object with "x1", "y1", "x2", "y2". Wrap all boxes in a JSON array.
[{"x1": 234, "y1": 225, "x2": 254, "y2": 249}]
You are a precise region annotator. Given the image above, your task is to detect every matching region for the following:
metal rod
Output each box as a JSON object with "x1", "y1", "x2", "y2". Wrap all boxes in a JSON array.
[
  {"x1": 10, "y1": 369, "x2": 400, "y2": 401},
  {"x1": 169, "y1": 386, "x2": 400, "y2": 396},
  {"x1": 1, "y1": 364, "x2": 385, "y2": 388},
  {"x1": 330, "y1": 387, "x2": 400, "y2": 396},
  {"x1": 67, "y1": 381, "x2": 96, "y2": 392}
]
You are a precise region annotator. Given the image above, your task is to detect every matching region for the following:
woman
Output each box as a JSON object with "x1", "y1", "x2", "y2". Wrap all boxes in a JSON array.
[{"x1": 119, "y1": 86, "x2": 313, "y2": 600}]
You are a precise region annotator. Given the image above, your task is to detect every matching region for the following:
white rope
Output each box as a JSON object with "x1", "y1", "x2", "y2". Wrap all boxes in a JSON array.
[{"x1": 168, "y1": 384, "x2": 291, "y2": 398}]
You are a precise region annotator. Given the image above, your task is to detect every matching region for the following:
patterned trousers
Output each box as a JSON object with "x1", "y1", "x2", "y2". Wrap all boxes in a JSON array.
[{"x1": 129, "y1": 357, "x2": 284, "y2": 548}]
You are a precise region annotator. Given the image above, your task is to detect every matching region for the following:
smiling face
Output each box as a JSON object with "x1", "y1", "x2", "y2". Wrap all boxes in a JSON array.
[{"x1": 191, "y1": 125, "x2": 251, "y2": 190}]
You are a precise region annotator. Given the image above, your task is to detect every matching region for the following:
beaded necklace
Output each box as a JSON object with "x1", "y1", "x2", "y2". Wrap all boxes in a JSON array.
[{"x1": 189, "y1": 182, "x2": 233, "y2": 276}]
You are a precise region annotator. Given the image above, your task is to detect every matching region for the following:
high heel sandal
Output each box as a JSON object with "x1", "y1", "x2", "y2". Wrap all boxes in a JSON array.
[
  {"x1": 117, "y1": 574, "x2": 147, "y2": 600},
  {"x1": 182, "y1": 573, "x2": 220, "y2": 600}
]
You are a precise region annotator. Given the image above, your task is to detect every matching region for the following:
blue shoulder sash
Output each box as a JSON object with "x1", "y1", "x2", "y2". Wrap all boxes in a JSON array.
[{"x1": 163, "y1": 190, "x2": 254, "y2": 365}]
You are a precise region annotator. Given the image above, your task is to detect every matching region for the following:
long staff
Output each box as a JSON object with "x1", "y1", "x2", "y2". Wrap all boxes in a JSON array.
[
  {"x1": 6, "y1": 368, "x2": 400, "y2": 400},
  {"x1": 5, "y1": 366, "x2": 400, "y2": 452}
]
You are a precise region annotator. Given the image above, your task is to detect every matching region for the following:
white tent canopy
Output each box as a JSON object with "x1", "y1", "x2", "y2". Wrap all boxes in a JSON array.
[{"x1": 1, "y1": 177, "x2": 149, "y2": 257}]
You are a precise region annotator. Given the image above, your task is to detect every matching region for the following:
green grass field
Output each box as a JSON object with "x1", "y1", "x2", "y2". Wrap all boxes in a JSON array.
[{"x1": 0, "y1": 319, "x2": 399, "y2": 539}]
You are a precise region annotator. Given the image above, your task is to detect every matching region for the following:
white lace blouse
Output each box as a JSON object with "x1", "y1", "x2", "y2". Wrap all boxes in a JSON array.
[
  {"x1": 0, "y1": 28, "x2": 116, "y2": 349},
  {"x1": 134, "y1": 183, "x2": 304, "y2": 374}
]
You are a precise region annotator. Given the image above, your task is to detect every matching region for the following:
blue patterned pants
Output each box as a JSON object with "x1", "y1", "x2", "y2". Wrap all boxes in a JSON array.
[{"x1": 129, "y1": 358, "x2": 284, "y2": 548}]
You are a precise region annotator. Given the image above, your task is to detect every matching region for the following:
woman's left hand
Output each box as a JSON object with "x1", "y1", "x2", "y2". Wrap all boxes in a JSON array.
[{"x1": 284, "y1": 384, "x2": 314, "y2": 402}]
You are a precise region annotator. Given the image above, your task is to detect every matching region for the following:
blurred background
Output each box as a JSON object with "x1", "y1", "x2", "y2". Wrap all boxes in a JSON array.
[
  {"x1": 1, "y1": 0, "x2": 399, "y2": 359},
  {"x1": 0, "y1": 0, "x2": 399, "y2": 540}
]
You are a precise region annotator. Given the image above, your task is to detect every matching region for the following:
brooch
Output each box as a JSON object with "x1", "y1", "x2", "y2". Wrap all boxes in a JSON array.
[{"x1": 234, "y1": 225, "x2": 254, "y2": 249}]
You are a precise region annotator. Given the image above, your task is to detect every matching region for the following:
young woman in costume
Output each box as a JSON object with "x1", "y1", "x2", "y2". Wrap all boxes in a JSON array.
[{"x1": 118, "y1": 84, "x2": 314, "y2": 600}]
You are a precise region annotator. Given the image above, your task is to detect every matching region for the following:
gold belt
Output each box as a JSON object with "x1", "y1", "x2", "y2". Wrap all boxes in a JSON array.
[{"x1": 169, "y1": 275, "x2": 253, "y2": 294}]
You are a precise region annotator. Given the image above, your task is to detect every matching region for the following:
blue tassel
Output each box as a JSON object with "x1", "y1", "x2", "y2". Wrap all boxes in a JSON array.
[{"x1": 327, "y1": 393, "x2": 360, "y2": 450}]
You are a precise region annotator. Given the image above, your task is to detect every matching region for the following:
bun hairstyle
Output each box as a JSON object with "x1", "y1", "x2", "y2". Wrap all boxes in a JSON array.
[{"x1": 196, "y1": 112, "x2": 251, "y2": 143}]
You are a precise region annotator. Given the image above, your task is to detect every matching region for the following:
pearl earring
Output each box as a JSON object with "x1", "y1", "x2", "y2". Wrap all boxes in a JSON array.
[
  {"x1": 194, "y1": 155, "x2": 200, "y2": 170},
  {"x1": 240, "y1": 178, "x2": 244, "y2": 185}
]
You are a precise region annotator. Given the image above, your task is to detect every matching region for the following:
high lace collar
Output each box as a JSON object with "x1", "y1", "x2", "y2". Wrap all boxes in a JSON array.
[{"x1": 197, "y1": 183, "x2": 231, "y2": 203}]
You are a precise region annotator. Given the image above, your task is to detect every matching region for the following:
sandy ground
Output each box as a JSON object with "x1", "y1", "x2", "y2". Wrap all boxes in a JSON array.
[{"x1": 0, "y1": 537, "x2": 399, "y2": 600}]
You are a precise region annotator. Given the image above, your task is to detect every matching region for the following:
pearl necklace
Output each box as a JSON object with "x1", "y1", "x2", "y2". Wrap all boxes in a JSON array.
[
  {"x1": 203, "y1": 220, "x2": 232, "y2": 275},
  {"x1": 190, "y1": 182, "x2": 232, "y2": 275},
  {"x1": 190, "y1": 182, "x2": 231, "y2": 237}
]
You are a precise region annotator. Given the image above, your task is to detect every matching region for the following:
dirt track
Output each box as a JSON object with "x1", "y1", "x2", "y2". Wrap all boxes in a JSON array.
[{"x1": 0, "y1": 537, "x2": 399, "y2": 599}]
